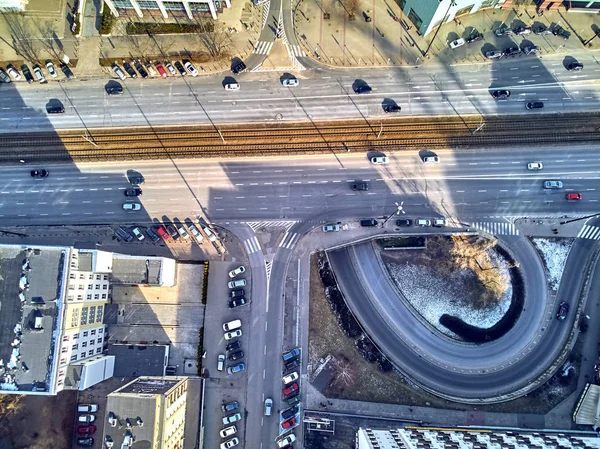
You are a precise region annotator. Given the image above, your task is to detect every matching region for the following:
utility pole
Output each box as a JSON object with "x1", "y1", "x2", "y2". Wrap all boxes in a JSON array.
[
  {"x1": 560, "y1": 212, "x2": 600, "y2": 225},
  {"x1": 423, "y1": 1, "x2": 457, "y2": 58}
]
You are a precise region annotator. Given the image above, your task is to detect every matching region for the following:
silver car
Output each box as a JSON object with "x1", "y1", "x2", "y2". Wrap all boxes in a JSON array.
[{"x1": 485, "y1": 50, "x2": 502, "y2": 59}]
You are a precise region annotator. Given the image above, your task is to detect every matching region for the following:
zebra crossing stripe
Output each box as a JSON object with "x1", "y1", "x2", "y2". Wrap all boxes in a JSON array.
[
  {"x1": 261, "y1": 1, "x2": 270, "y2": 29},
  {"x1": 246, "y1": 220, "x2": 297, "y2": 231},
  {"x1": 284, "y1": 43, "x2": 306, "y2": 58},
  {"x1": 578, "y1": 225, "x2": 600, "y2": 240},
  {"x1": 265, "y1": 261, "x2": 272, "y2": 283},
  {"x1": 279, "y1": 232, "x2": 298, "y2": 249},
  {"x1": 471, "y1": 222, "x2": 518, "y2": 236},
  {"x1": 253, "y1": 41, "x2": 274, "y2": 55},
  {"x1": 243, "y1": 236, "x2": 262, "y2": 254}
]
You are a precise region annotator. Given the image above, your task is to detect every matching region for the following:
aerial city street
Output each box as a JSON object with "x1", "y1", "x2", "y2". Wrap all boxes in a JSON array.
[{"x1": 1, "y1": 0, "x2": 600, "y2": 449}]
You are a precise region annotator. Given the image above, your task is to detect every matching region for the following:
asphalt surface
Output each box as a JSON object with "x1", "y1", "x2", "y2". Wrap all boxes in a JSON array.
[{"x1": 1, "y1": 53, "x2": 599, "y2": 131}]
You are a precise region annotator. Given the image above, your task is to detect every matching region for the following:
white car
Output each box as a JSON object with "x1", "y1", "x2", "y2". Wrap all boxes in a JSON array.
[
  {"x1": 322, "y1": 224, "x2": 340, "y2": 232},
  {"x1": 184, "y1": 61, "x2": 199, "y2": 76},
  {"x1": 132, "y1": 227, "x2": 145, "y2": 241},
  {"x1": 228, "y1": 279, "x2": 246, "y2": 289},
  {"x1": 220, "y1": 437, "x2": 239, "y2": 449},
  {"x1": 78, "y1": 414, "x2": 96, "y2": 423},
  {"x1": 165, "y1": 62, "x2": 177, "y2": 75},
  {"x1": 282, "y1": 371, "x2": 299, "y2": 384},
  {"x1": 111, "y1": 63, "x2": 126, "y2": 80},
  {"x1": 264, "y1": 398, "x2": 273, "y2": 416},
  {"x1": 527, "y1": 162, "x2": 543, "y2": 170},
  {"x1": 203, "y1": 226, "x2": 217, "y2": 242},
  {"x1": 225, "y1": 83, "x2": 240, "y2": 91},
  {"x1": 33, "y1": 65, "x2": 46, "y2": 83},
  {"x1": 77, "y1": 404, "x2": 99, "y2": 413},
  {"x1": 370, "y1": 156, "x2": 388, "y2": 165},
  {"x1": 45, "y1": 61, "x2": 57, "y2": 77},
  {"x1": 188, "y1": 224, "x2": 204, "y2": 243},
  {"x1": 122, "y1": 202, "x2": 141, "y2": 211},
  {"x1": 423, "y1": 156, "x2": 439, "y2": 164},
  {"x1": 220, "y1": 425, "x2": 237, "y2": 438},
  {"x1": 178, "y1": 226, "x2": 190, "y2": 239},
  {"x1": 449, "y1": 38, "x2": 465, "y2": 49},
  {"x1": 228, "y1": 266, "x2": 246, "y2": 278},
  {"x1": 282, "y1": 78, "x2": 299, "y2": 87},
  {"x1": 277, "y1": 434, "x2": 296, "y2": 448},
  {"x1": 222, "y1": 413, "x2": 242, "y2": 425},
  {"x1": 217, "y1": 354, "x2": 225, "y2": 371},
  {"x1": 6, "y1": 66, "x2": 20, "y2": 80},
  {"x1": 224, "y1": 329, "x2": 242, "y2": 340}
]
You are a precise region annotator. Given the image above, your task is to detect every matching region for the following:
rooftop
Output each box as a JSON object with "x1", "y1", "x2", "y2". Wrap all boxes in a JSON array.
[{"x1": 107, "y1": 344, "x2": 168, "y2": 377}]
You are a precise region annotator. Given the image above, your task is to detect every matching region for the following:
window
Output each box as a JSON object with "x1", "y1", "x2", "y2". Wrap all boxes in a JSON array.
[
  {"x1": 137, "y1": 0, "x2": 160, "y2": 8},
  {"x1": 96, "y1": 274, "x2": 101, "y2": 280},
  {"x1": 80, "y1": 352, "x2": 86, "y2": 358},
  {"x1": 73, "y1": 333, "x2": 79, "y2": 339},
  {"x1": 87, "y1": 294, "x2": 92, "y2": 300},
  {"x1": 79, "y1": 273, "x2": 85, "y2": 280},
  {"x1": 102, "y1": 294, "x2": 107, "y2": 300},
  {"x1": 72, "y1": 344, "x2": 78, "y2": 350},
  {"x1": 88, "y1": 350, "x2": 94, "y2": 356},
  {"x1": 98, "y1": 328, "x2": 103, "y2": 334},
  {"x1": 63, "y1": 335, "x2": 69, "y2": 342},
  {"x1": 96, "y1": 348, "x2": 102, "y2": 354},
  {"x1": 103, "y1": 284, "x2": 108, "y2": 290},
  {"x1": 78, "y1": 284, "x2": 85, "y2": 290},
  {"x1": 94, "y1": 294, "x2": 100, "y2": 300},
  {"x1": 68, "y1": 285, "x2": 75, "y2": 291},
  {"x1": 88, "y1": 274, "x2": 93, "y2": 280},
  {"x1": 103, "y1": 275, "x2": 109, "y2": 280},
  {"x1": 77, "y1": 295, "x2": 83, "y2": 301},
  {"x1": 112, "y1": 0, "x2": 133, "y2": 7},
  {"x1": 91, "y1": 330, "x2": 96, "y2": 336},
  {"x1": 70, "y1": 273, "x2": 76, "y2": 280},
  {"x1": 97, "y1": 338, "x2": 103, "y2": 344},
  {"x1": 82, "y1": 341, "x2": 87, "y2": 348},
  {"x1": 62, "y1": 346, "x2": 68, "y2": 354},
  {"x1": 71, "y1": 354, "x2": 78, "y2": 361},
  {"x1": 83, "y1": 331, "x2": 88, "y2": 337},
  {"x1": 67, "y1": 295, "x2": 74, "y2": 301},
  {"x1": 95, "y1": 284, "x2": 100, "y2": 290},
  {"x1": 90, "y1": 340, "x2": 95, "y2": 346},
  {"x1": 96, "y1": 307, "x2": 103, "y2": 322}
]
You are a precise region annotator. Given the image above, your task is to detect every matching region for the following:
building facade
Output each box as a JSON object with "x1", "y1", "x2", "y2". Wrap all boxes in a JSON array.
[
  {"x1": 0, "y1": 0, "x2": 27, "y2": 12},
  {"x1": 103, "y1": 0, "x2": 231, "y2": 21}
]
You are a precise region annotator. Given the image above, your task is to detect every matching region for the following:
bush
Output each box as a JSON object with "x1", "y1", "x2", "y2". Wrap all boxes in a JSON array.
[
  {"x1": 126, "y1": 21, "x2": 214, "y2": 35},
  {"x1": 99, "y1": 7, "x2": 116, "y2": 35},
  {"x1": 197, "y1": 327, "x2": 204, "y2": 375},
  {"x1": 71, "y1": 13, "x2": 81, "y2": 35}
]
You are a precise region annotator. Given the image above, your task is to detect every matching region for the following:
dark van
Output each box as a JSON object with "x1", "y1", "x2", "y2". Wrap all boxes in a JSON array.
[
  {"x1": 360, "y1": 219, "x2": 378, "y2": 227},
  {"x1": 115, "y1": 227, "x2": 134, "y2": 242},
  {"x1": 47, "y1": 106, "x2": 65, "y2": 114}
]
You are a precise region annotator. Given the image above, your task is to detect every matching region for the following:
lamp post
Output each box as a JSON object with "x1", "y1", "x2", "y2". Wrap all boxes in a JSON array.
[
  {"x1": 560, "y1": 211, "x2": 600, "y2": 225},
  {"x1": 423, "y1": 0, "x2": 457, "y2": 58},
  {"x1": 381, "y1": 201, "x2": 404, "y2": 227}
]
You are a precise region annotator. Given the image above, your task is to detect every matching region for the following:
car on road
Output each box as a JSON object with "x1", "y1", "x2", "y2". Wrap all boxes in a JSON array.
[
  {"x1": 351, "y1": 182, "x2": 369, "y2": 191},
  {"x1": 282, "y1": 417, "x2": 297, "y2": 429},
  {"x1": 188, "y1": 223, "x2": 204, "y2": 243},
  {"x1": 514, "y1": 26, "x2": 531, "y2": 35},
  {"x1": 111, "y1": 63, "x2": 127, "y2": 80},
  {"x1": 226, "y1": 341, "x2": 241, "y2": 352},
  {"x1": 222, "y1": 413, "x2": 242, "y2": 426},
  {"x1": 228, "y1": 350, "x2": 244, "y2": 361},
  {"x1": 174, "y1": 61, "x2": 187, "y2": 76},
  {"x1": 225, "y1": 329, "x2": 242, "y2": 340},
  {"x1": 229, "y1": 298, "x2": 249, "y2": 308},
  {"x1": 45, "y1": 61, "x2": 57, "y2": 77},
  {"x1": 566, "y1": 192, "x2": 582, "y2": 201},
  {"x1": 77, "y1": 437, "x2": 94, "y2": 447},
  {"x1": 123, "y1": 202, "x2": 141, "y2": 211},
  {"x1": 203, "y1": 226, "x2": 218, "y2": 242},
  {"x1": 277, "y1": 434, "x2": 296, "y2": 448},
  {"x1": 228, "y1": 279, "x2": 246, "y2": 289},
  {"x1": 229, "y1": 266, "x2": 246, "y2": 278},
  {"x1": 495, "y1": 26, "x2": 513, "y2": 36},
  {"x1": 567, "y1": 62, "x2": 583, "y2": 71},
  {"x1": 145, "y1": 227, "x2": 160, "y2": 242},
  {"x1": 491, "y1": 90, "x2": 510, "y2": 100},
  {"x1": 30, "y1": 169, "x2": 49, "y2": 178},
  {"x1": 222, "y1": 401, "x2": 239, "y2": 412},
  {"x1": 21, "y1": 64, "x2": 34, "y2": 83},
  {"x1": 370, "y1": 156, "x2": 388, "y2": 164},
  {"x1": 526, "y1": 101, "x2": 544, "y2": 110},
  {"x1": 217, "y1": 354, "x2": 225, "y2": 371},
  {"x1": 78, "y1": 414, "x2": 96, "y2": 423},
  {"x1": 132, "y1": 227, "x2": 145, "y2": 241},
  {"x1": 0, "y1": 69, "x2": 11, "y2": 83},
  {"x1": 485, "y1": 50, "x2": 502, "y2": 59},
  {"x1": 220, "y1": 437, "x2": 239, "y2": 449},
  {"x1": 354, "y1": 84, "x2": 372, "y2": 94},
  {"x1": 283, "y1": 372, "x2": 299, "y2": 384},
  {"x1": 230, "y1": 289, "x2": 245, "y2": 298},
  {"x1": 122, "y1": 60, "x2": 137, "y2": 78},
  {"x1": 154, "y1": 61, "x2": 168, "y2": 78},
  {"x1": 124, "y1": 187, "x2": 142, "y2": 197},
  {"x1": 107, "y1": 83, "x2": 123, "y2": 95},
  {"x1": 543, "y1": 180, "x2": 563, "y2": 189},
  {"x1": 227, "y1": 363, "x2": 246, "y2": 374},
  {"x1": 503, "y1": 47, "x2": 520, "y2": 57},
  {"x1": 556, "y1": 301, "x2": 569, "y2": 320},
  {"x1": 225, "y1": 82, "x2": 240, "y2": 91},
  {"x1": 527, "y1": 162, "x2": 543, "y2": 170},
  {"x1": 423, "y1": 156, "x2": 439, "y2": 164},
  {"x1": 282, "y1": 78, "x2": 299, "y2": 87},
  {"x1": 78, "y1": 404, "x2": 99, "y2": 413},
  {"x1": 417, "y1": 219, "x2": 432, "y2": 226},
  {"x1": 165, "y1": 62, "x2": 177, "y2": 75},
  {"x1": 77, "y1": 425, "x2": 96, "y2": 435},
  {"x1": 396, "y1": 219, "x2": 412, "y2": 227},
  {"x1": 177, "y1": 225, "x2": 190, "y2": 239},
  {"x1": 433, "y1": 218, "x2": 446, "y2": 227},
  {"x1": 156, "y1": 226, "x2": 170, "y2": 241},
  {"x1": 128, "y1": 173, "x2": 145, "y2": 184},
  {"x1": 282, "y1": 382, "x2": 299, "y2": 396},
  {"x1": 552, "y1": 25, "x2": 570, "y2": 39},
  {"x1": 383, "y1": 103, "x2": 401, "y2": 113},
  {"x1": 281, "y1": 405, "x2": 299, "y2": 420},
  {"x1": 46, "y1": 104, "x2": 65, "y2": 114},
  {"x1": 220, "y1": 425, "x2": 237, "y2": 438},
  {"x1": 264, "y1": 398, "x2": 273, "y2": 416},
  {"x1": 166, "y1": 224, "x2": 180, "y2": 240},
  {"x1": 184, "y1": 60, "x2": 199, "y2": 76},
  {"x1": 449, "y1": 38, "x2": 465, "y2": 49},
  {"x1": 134, "y1": 60, "x2": 148, "y2": 78},
  {"x1": 33, "y1": 65, "x2": 46, "y2": 83},
  {"x1": 322, "y1": 224, "x2": 340, "y2": 232},
  {"x1": 282, "y1": 348, "x2": 300, "y2": 361},
  {"x1": 6, "y1": 65, "x2": 20, "y2": 80}
]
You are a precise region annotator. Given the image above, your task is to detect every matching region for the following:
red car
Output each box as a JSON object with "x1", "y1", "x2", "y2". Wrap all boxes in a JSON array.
[
  {"x1": 77, "y1": 425, "x2": 96, "y2": 435},
  {"x1": 156, "y1": 226, "x2": 170, "y2": 241},
  {"x1": 282, "y1": 382, "x2": 298, "y2": 396},
  {"x1": 566, "y1": 193, "x2": 582, "y2": 201},
  {"x1": 282, "y1": 417, "x2": 296, "y2": 429},
  {"x1": 154, "y1": 62, "x2": 167, "y2": 78}
]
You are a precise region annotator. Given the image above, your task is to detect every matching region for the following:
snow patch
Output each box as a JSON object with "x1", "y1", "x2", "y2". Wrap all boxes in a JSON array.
[{"x1": 531, "y1": 238, "x2": 574, "y2": 290}]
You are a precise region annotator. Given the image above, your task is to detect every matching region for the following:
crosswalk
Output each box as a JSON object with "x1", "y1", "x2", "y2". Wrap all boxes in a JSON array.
[
  {"x1": 470, "y1": 222, "x2": 519, "y2": 236},
  {"x1": 246, "y1": 220, "x2": 297, "y2": 232},
  {"x1": 243, "y1": 236, "x2": 262, "y2": 255},
  {"x1": 578, "y1": 225, "x2": 600, "y2": 240},
  {"x1": 285, "y1": 43, "x2": 306, "y2": 58},
  {"x1": 261, "y1": 0, "x2": 270, "y2": 29},
  {"x1": 252, "y1": 41, "x2": 274, "y2": 55},
  {"x1": 279, "y1": 231, "x2": 299, "y2": 249}
]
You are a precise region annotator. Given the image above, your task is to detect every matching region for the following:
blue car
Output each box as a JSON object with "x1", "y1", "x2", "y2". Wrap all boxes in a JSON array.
[
  {"x1": 282, "y1": 348, "x2": 300, "y2": 362},
  {"x1": 227, "y1": 363, "x2": 246, "y2": 375}
]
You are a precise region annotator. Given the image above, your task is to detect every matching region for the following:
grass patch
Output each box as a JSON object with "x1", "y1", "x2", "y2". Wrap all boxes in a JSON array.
[
  {"x1": 379, "y1": 236, "x2": 425, "y2": 248},
  {"x1": 126, "y1": 21, "x2": 213, "y2": 35},
  {"x1": 99, "y1": 7, "x2": 116, "y2": 35}
]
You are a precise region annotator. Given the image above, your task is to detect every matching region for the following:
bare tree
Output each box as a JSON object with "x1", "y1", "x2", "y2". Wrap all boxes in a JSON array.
[
  {"x1": 0, "y1": 394, "x2": 23, "y2": 434},
  {"x1": 342, "y1": 0, "x2": 361, "y2": 17},
  {"x1": 322, "y1": 0, "x2": 337, "y2": 14},
  {"x1": 33, "y1": 19, "x2": 64, "y2": 60},
  {"x1": 195, "y1": 19, "x2": 232, "y2": 58},
  {"x1": 332, "y1": 357, "x2": 356, "y2": 388},
  {"x1": 1, "y1": 13, "x2": 42, "y2": 63}
]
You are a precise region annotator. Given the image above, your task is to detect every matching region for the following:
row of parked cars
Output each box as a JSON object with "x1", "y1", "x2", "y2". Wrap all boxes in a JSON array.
[
  {"x1": 274, "y1": 347, "x2": 301, "y2": 448},
  {"x1": 220, "y1": 400, "x2": 242, "y2": 449},
  {"x1": 110, "y1": 59, "x2": 201, "y2": 80},
  {"x1": 0, "y1": 61, "x2": 74, "y2": 84},
  {"x1": 115, "y1": 219, "x2": 216, "y2": 244},
  {"x1": 76, "y1": 403, "x2": 98, "y2": 447}
]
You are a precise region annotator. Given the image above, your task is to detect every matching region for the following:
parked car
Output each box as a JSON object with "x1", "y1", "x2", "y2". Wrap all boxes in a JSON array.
[
  {"x1": 527, "y1": 162, "x2": 543, "y2": 170},
  {"x1": 174, "y1": 61, "x2": 187, "y2": 76},
  {"x1": 567, "y1": 62, "x2": 583, "y2": 71},
  {"x1": 217, "y1": 354, "x2": 225, "y2": 371},
  {"x1": 282, "y1": 382, "x2": 299, "y2": 396},
  {"x1": 351, "y1": 182, "x2": 369, "y2": 191},
  {"x1": 226, "y1": 341, "x2": 241, "y2": 352},
  {"x1": 282, "y1": 348, "x2": 300, "y2": 361},
  {"x1": 282, "y1": 78, "x2": 299, "y2": 87},
  {"x1": 166, "y1": 224, "x2": 180, "y2": 240},
  {"x1": 21, "y1": 64, "x2": 34, "y2": 83},
  {"x1": 370, "y1": 156, "x2": 388, "y2": 164},
  {"x1": 282, "y1": 417, "x2": 297, "y2": 429},
  {"x1": 165, "y1": 62, "x2": 177, "y2": 75},
  {"x1": 222, "y1": 401, "x2": 239, "y2": 413},
  {"x1": 0, "y1": 68, "x2": 11, "y2": 83},
  {"x1": 60, "y1": 63, "x2": 75, "y2": 79},
  {"x1": 122, "y1": 60, "x2": 137, "y2": 78},
  {"x1": 286, "y1": 395, "x2": 301, "y2": 406},
  {"x1": 264, "y1": 398, "x2": 273, "y2": 416},
  {"x1": 229, "y1": 266, "x2": 246, "y2": 278},
  {"x1": 115, "y1": 227, "x2": 134, "y2": 242},
  {"x1": 495, "y1": 26, "x2": 513, "y2": 36},
  {"x1": 220, "y1": 437, "x2": 239, "y2": 449},
  {"x1": 523, "y1": 46, "x2": 539, "y2": 56},
  {"x1": 533, "y1": 25, "x2": 552, "y2": 35},
  {"x1": 188, "y1": 223, "x2": 204, "y2": 244},
  {"x1": 277, "y1": 434, "x2": 296, "y2": 448},
  {"x1": 229, "y1": 298, "x2": 250, "y2": 308},
  {"x1": 111, "y1": 63, "x2": 126, "y2": 80},
  {"x1": 77, "y1": 404, "x2": 99, "y2": 413},
  {"x1": 552, "y1": 25, "x2": 570, "y2": 39},
  {"x1": 465, "y1": 33, "x2": 483, "y2": 44},
  {"x1": 45, "y1": 61, "x2": 57, "y2": 77},
  {"x1": 203, "y1": 226, "x2": 217, "y2": 242},
  {"x1": 566, "y1": 192, "x2": 582, "y2": 201},
  {"x1": 122, "y1": 202, "x2": 141, "y2": 211},
  {"x1": 283, "y1": 372, "x2": 299, "y2": 384},
  {"x1": 77, "y1": 425, "x2": 96, "y2": 435},
  {"x1": 514, "y1": 26, "x2": 531, "y2": 35},
  {"x1": 33, "y1": 65, "x2": 46, "y2": 83},
  {"x1": 230, "y1": 289, "x2": 245, "y2": 298},
  {"x1": 222, "y1": 413, "x2": 242, "y2": 425},
  {"x1": 30, "y1": 169, "x2": 49, "y2": 178},
  {"x1": 322, "y1": 224, "x2": 340, "y2": 232},
  {"x1": 6, "y1": 65, "x2": 21, "y2": 80},
  {"x1": 485, "y1": 50, "x2": 502, "y2": 59},
  {"x1": 228, "y1": 279, "x2": 246, "y2": 289},
  {"x1": 225, "y1": 82, "x2": 240, "y2": 91},
  {"x1": 396, "y1": 219, "x2": 413, "y2": 227},
  {"x1": 503, "y1": 46, "x2": 521, "y2": 57},
  {"x1": 543, "y1": 180, "x2": 563, "y2": 189},
  {"x1": 154, "y1": 61, "x2": 167, "y2": 78},
  {"x1": 223, "y1": 319, "x2": 241, "y2": 332},
  {"x1": 177, "y1": 225, "x2": 190, "y2": 239},
  {"x1": 220, "y1": 426, "x2": 237, "y2": 438},
  {"x1": 156, "y1": 226, "x2": 170, "y2": 241},
  {"x1": 360, "y1": 219, "x2": 377, "y2": 227},
  {"x1": 228, "y1": 350, "x2": 244, "y2": 361},
  {"x1": 449, "y1": 38, "x2": 465, "y2": 49},
  {"x1": 134, "y1": 60, "x2": 148, "y2": 78},
  {"x1": 77, "y1": 437, "x2": 94, "y2": 447},
  {"x1": 227, "y1": 363, "x2": 246, "y2": 374},
  {"x1": 184, "y1": 60, "x2": 199, "y2": 76},
  {"x1": 132, "y1": 227, "x2": 145, "y2": 241},
  {"x1": 526, "y1": 101, "x2": 544, "y2": 110},
  {"x1": 78, "y1": 414, "x2": 96, "y2": 423},
  {"x1": 281, "y1": 405, "x2": 299, "y2": 420},
  {"x1": 124, "y1": 187, "x2": 142, "y2": 197},
  {"x1": 145, "y1": 227, "x2": 160, "y2": 242},
  {"x1": 491, "y1": 90, "x2": 511, "y2": 99},
  {"x1": 556, "y1": 301, "x2": 569, "y2": 320},
  {"x1": 225, "y1": 329, "x2": 242, "y2": 340},
  {"x1": 285, "y1": 359, "x2": 300, "y2": 371}
]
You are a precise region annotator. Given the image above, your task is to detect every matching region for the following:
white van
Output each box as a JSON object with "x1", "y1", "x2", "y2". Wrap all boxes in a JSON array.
[
  {"x1": 223, "y1": 319, "x2": 242, "y2": 332},
  {"x1": 416, "y1": 219, "x2": 431, "y2": 227},
  {"x1": 228, "y1": 279, "x2": 246, "y2": 289}
]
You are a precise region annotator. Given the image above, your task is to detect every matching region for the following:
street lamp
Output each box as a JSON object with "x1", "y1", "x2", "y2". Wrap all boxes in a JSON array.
[
  {"x1": 423, "y1": 0, "x2": 457, "y2": 58},
  {"x1": 381, "y1": 201, "x2": 404, "y2": 227}
]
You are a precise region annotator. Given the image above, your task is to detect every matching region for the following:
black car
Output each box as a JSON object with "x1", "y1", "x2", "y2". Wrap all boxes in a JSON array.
[
  {"x1": 465, "y1": 33, "x2": 483, "y2": 43},
  {"x1": 174, "y1": 61, "x2": 187, "y2": 76},
  {"x1": 106, "y1": 83, "x2": 123, "y2": 95},
  {"x1": 77, "y1": 437, "x2": 94, "y2": 447},
  {"x1": 230, "y1": 289, "x2": 245, "y2": 298},
  {"x1": 134, "y1": 60, "x2": 148, "y2": 78},
  {"x1": 232, "y1": 60, "x2": 247, "y2": 74},
  {"x1": 281, "y1": 405, "x2": 299, "y2": 420},
  {"x1": 567, "y1": 62, "x2": 583, "y2": 71},
  {"x1": 552, "y1": 25, "x2": 570, "y2": 39},
  {"x1": 47, "y1": 105, "x2": 65, "y2": 114},
  {"x1": 60, "y1": 63, "x2": 75, "y2": 79},
  {"x1": 124, "y1": 187, "x2": 142, "y2": 197},
  {"x1": 166, "y1": 224, "x2": 180, "y2": 240},
  {"x1": 514, "y1": 26, "x2": 531, "y2": 35},
  {"x1": 30, "y1": 169, "x2": 49, "y2": 178},
  {"x1": 494, "y1": 26, "x2": 513, "y2": 36},
  {"x1": 396, "y1": 219, "x2": 413, "y2": 227},
  {"x1": 354, "y1": 84, "x2": 372, "y2": 94},
  {"x1": 383, "y1": 103, "x2": 401, "y2": 113},
  {"x1": 526, "y1": 101, "x2": 544, "y2": 110},
  {"x1": 491, "y1": 90, "x2": 510, "y2": 99},
  {"x1": 145, "y1": 227, "x2": 160, "y2": 242},
  {"x1": 122, "y1": 61, "x2": 137, "y2": 78},
  {"x1": 229, "y1": 297, "x2": 249, "y2": 308},
  {"x1": 226, "y1": 341, "x2": 241, "y2": 352},
  {"x1": 533, "y1": 25, "x2": 552, "y2": 35},
  {"x1": 228, "y1": 350, "x2": 244, "y2": 361},
  {"x1": 351, "y1": 182, "x2": 369, "y2": 191},
  {"x1": 284, "y1": 359, "x2": 300, "y2": 371},
  {"x1": 360, "y1": 219, "x2": 377, "y2": 227},
  {"x1": 556, "y1": 302, "x2": 569, "y2": 320},
  {"x1": 503, "y1": 47, "x2": 520, "y2": 57},
  {"x1": 115, "y1": 227, "x2": 134, "y2": 242},
  {"x1": 21, "y1": 64, "x2": 34, "y2": 83},
  {"x1": 128, "y1": 174, "x2": 145, "y2": 185}
]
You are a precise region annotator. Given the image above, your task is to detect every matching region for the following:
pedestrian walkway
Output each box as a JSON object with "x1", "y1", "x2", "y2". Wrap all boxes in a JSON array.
[
  {"x1": 279, "y1": 231, "x2": 299, "y2": 250},
  {"x1": 245, "y1": 220, "x2": 297, "y2": 232},
  {"x1": 253, "y1": 40, "x2": 274, "y2": 55},
  {"x1": 470, "y1": 221, "x2": 519, "y2": 236},
  {"x1": 243, "y1": 235, "x2": 262, "y2": 254},
  {"x1": 577, "y1": 225, "x2": 600, "y2": 240},
  {"x1": 285, "y1": 43, "x2": 306, "y2": 58}
]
